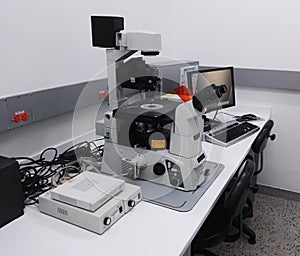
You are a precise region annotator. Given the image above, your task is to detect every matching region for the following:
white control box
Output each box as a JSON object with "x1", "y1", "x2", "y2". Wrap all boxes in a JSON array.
[
  {"x1": 39, "y1": 181, "x2": 142, "y2": 235},
  {"x1": 39, "y1": 190, "x2": 124, "y2": 234},
  {"x1": 50, "y1": 172, "x2": 125, "y2": 211}
]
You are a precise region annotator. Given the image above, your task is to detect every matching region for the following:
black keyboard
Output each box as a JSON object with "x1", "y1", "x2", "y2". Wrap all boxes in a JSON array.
[{"x1": 205, "y1": 121, "x2": 259, "y2": 147}]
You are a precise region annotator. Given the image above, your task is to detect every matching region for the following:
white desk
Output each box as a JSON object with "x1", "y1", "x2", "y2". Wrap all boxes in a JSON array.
[{"x1": 0, "y1": 105, "x2": 271, "y2": 256}]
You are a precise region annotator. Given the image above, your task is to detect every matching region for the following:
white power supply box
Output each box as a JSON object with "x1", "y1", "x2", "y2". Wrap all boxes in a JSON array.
[
  {"x1": 39, "y1": 176, "x2": 142, "y2": 235},
  {"x1": 39, "y1": 190, "x2": 124, "y2": 234}
]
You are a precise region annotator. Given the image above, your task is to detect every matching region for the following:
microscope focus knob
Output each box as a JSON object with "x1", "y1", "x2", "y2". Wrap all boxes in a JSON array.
[
  {"x1": 128, "y1": 199, "x2": 136, "y2": 208},
  {"x1": 103, "y1": 217, "x2": 112, "y2": 226},
  {"x1": 153, "y1": 163, "x2": 166, "y2": 176},
  {"x1": 170, "y1": 178, "x2": 180, "y2": 187}
]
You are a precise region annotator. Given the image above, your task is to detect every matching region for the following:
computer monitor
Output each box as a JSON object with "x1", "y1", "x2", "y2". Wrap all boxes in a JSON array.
[{"x1": 187, "y1": 67, "x2": 235, "y2": 113}]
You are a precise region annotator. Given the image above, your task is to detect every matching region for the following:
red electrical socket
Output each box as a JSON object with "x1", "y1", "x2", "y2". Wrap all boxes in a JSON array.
[
  {"x1": 98, "y1": 90, "x2": 107, "y2": 99},
  {"x1": 13, "y1": 114, "x2": 21, "y2": 123},
  {"x1": 21, "y1": 112, "x2": 28, "y2": 121}
]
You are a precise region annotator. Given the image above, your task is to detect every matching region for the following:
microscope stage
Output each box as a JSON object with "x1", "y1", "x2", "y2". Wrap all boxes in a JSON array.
[{"x1": 115, "y1": 98, "x2": 180, "y2": 122}]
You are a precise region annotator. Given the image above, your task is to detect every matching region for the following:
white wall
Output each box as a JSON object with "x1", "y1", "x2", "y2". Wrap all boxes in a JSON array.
[
  {"x1": 0, "y1": 0, "x2": 172, "y2": 157},
  {"x1": 236, "y1": 86, "x2": 300, "y2": 193},
  {"x1": 0, "y1": 0, "x2": 173, "y2": 97},
  {"x1": 166, "y1": 0, "x2": 300, "y2": 71},
  {"x1": 1, "y1": 1, "x2": 299, "y2": 192},
  {"x1": 164, "y1": 0, "x2": 300, "y2": 193}
]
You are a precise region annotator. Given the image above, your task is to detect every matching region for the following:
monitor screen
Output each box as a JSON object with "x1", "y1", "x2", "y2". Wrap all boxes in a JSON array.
[{"x1": 187, "y1": 67, "x2": 235, "y2": 113}]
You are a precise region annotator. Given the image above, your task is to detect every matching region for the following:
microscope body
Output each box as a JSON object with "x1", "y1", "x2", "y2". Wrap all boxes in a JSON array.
[
  {"x1": 91, "y1": 16, "x2": 207, "y2": 191},
  {"x1": 102, "y1": 99, "x2": 206, "y2": 191}
]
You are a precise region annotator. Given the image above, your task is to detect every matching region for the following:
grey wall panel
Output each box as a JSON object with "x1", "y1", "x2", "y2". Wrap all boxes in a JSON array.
[
  {"x1": 6, "y1": 94, "x2": 33, "y2": 129},
  {"x1": 73, "y1": 79, "x2": 108, "y2": 109},
  {"x1": 200, "y1": 66, "x2": 300, "y2": 91},
  {"x1": 235, "y1": 68, "x2": 300, "y2": 91},
  {"x1": 0, "y1": 99, "x2": 9, "y2": 132},
  {"x1": 31, "y1": 83, "x2": 85, "y2": 121},
  {"x1": 0, "y1": 79, "x2": 107, "y2": 133},
  {"x1": 1, "y1": 65, "x2": 299, "y2": 134},
  {"x1": 31, "y1": 79, "x2": 107, "y2": 122}
]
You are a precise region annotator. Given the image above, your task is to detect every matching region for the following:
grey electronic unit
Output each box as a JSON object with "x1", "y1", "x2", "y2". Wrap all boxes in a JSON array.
[
  {"x1": 151, "y1": 60, "x2": 199, "y2": 93},
  {"x1": 50, "y1": 172, "x2": 125, "y2": 211},
  {"x1": 0, "y1": 156, "x2": 24, "y2": 227},
  {"x1": 39, "y1": 182, "x2": 142, "y2": 234}
]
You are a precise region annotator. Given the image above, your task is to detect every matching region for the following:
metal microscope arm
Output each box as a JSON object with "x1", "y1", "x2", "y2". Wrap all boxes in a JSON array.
[
  {"x1": 91, "y1": 16, "x2": 161, "y2": 111},
  {"x1": 106, "y1": 48, "x2": 137, "y2": 111}
]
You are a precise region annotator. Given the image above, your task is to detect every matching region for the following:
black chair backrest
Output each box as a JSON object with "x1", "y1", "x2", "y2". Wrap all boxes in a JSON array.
[
  {"x1": 224, "y1": 160, "x2": 255, "y2": 218},
  {"x1": 251, "y1": 120, "x2": 274, "y2": 154}
]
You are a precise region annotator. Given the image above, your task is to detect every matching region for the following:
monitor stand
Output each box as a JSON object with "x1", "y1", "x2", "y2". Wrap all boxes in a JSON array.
[{"x1": 203, "y1": 115, "x2": 222, "y2": 132}]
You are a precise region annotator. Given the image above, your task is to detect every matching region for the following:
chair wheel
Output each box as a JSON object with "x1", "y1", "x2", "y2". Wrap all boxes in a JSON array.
[
  {"x1": 243, "y1": 207, "x2": 254, "y2": 219},
  {"x1": 248, "y1": 238, "x2": 256, "y2": 245}
]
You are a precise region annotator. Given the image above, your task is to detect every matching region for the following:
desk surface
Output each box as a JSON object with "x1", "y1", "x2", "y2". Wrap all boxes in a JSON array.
[{"x1": 0, "y1": 105, "x2": 271, "y2": 256}]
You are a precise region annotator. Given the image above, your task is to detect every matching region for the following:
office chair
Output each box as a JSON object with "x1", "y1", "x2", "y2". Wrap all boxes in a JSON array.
[
  {"x1": 191, "y1": 159, "x2": 255, "y2": 256},
  {"x1": 243, "y1": 120, "x2": 275, "y2": 218}
]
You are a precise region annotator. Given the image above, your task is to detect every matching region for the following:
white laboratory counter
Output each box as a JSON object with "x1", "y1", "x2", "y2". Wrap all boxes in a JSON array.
[{"x1": 0, "y1": 105, "x2": 271, "y2": 256}]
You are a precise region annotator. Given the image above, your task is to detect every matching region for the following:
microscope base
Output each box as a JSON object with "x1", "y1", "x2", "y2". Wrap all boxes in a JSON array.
[{"x1": 101, "y1": 142, "x2": 206, "y2": 191}]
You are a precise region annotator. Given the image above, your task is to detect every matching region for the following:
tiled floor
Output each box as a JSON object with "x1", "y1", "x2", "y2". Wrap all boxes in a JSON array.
[{"x1": 199, "y1": 193, "x2": 300, "y2": 256}]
